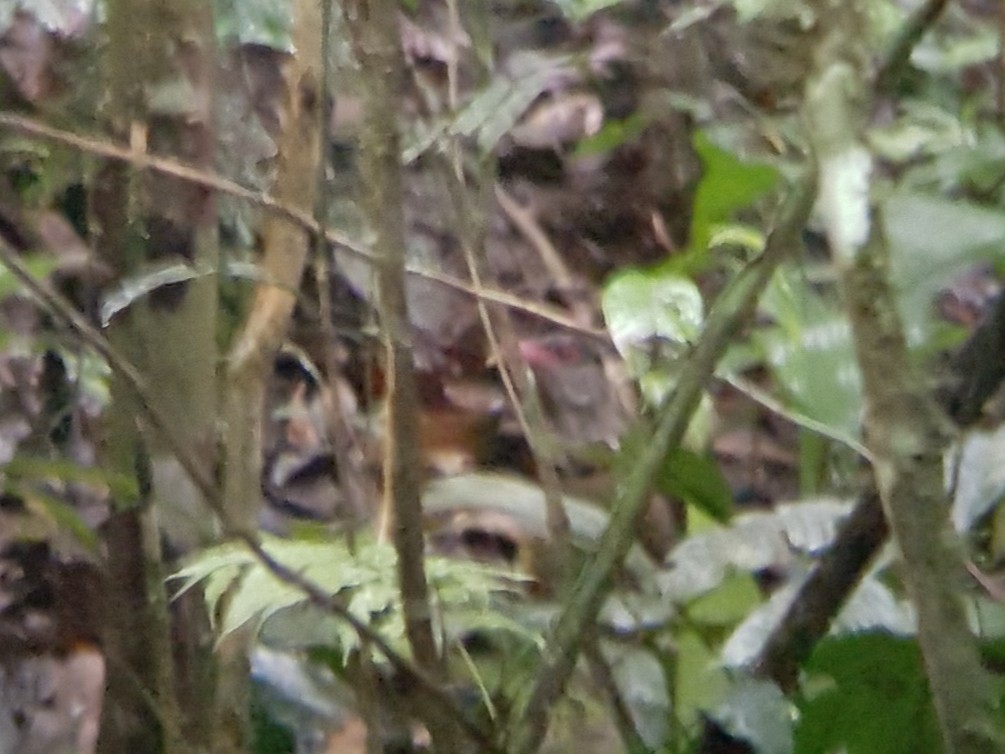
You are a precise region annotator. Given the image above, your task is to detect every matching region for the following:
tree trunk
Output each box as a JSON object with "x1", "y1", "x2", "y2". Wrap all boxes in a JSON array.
[{"x1": 91, "y1": 0, "x2": 219, "y2": 751}]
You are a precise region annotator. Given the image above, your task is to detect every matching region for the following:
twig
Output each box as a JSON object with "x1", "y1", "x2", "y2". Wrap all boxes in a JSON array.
[
  {"x1": 434, "y1": 154, "x2": 573, "y2": 567},
  {"x1": 876, "y1": 0, "x2": 949, "y2": 92},
  {"x1": 753, "y1": 489, "x2": 887, "y2": 691},
  {"x1": 406, "y1": 265, "x2": 604, "y2": 337},
  {"x1": 495, "y1": 184, "x2": 591, "y2": 323}
]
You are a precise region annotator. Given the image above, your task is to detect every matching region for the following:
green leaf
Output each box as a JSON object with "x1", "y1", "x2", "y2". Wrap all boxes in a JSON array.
[
  {"x1": 656, "y1": 448, "x2": 733, "y2": 522},
  {"x1": 101, "y1": 259, "x2": 280, "y2": 325},
  {"x1": 100, "y1": 263, "x2": 204, "y2": 325},
  {"x1": 16, "y1": 486, "x2": 99, "y2": 552},
  {"x1": 602, "y1": 268, "x2": 704, "y2": 361},
  {"x1": 753, "y1": 267, "x2": 863, "y2": 442},
  {"x1": 834, "y1": 578, "x2": 914, "y2": 635},
  {"x1": 675, "y1": 626, "x2": 730, "y2": 729},
  {"x1": 722, "y1": 573, "x2": 914, "y2": 668},
  {"x1": 795, "y1": 633, "x2": 941, "y2": 754},
  {"x1": 688, "y1": 572, "x2": 762, "y2": 626},
  {"x1": 404, "y1": 58, "x2": 565, "y2": 161},
  {"x1": 688, "y1": 132, "x2": 779, "y2": 261},
  {"x1": 171, "y1": 534, "x2": 538, "y2": 656},
  {"x1": 573, "y1": 113, "x2": 647, "y2": 158},
  {"x1": 602, "y1": 643, "x2": 672, "y2": 748},
  {"x1": 474, "y1": 66, "x2": 566, "y2": 154}
]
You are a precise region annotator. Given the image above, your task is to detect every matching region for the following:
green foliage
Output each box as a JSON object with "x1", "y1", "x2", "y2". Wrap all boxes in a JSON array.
[
  {"x1": 574, "y1": 114, "x2": 647, "y2": 158},
  {"x1": 602, "y1": 643, "x2": 672, "y2": 749},
  {"x1": 603, "y1": 267, "x2": 706, "y2": 408},
  {"x1": 752, "y1": 266, "x2": 862, "y2": 445},
  {"x1": 950, "y1": 424, "x2": 1005, "y2": 533},
  {"x1": 0, "y1": 136, "x2": 84, "y2": 215},
  {"x1": 604, "y1": 269, "x2": 704, "y2": 359},
  {"x1": 655, "y1": 448, "x2": 734, "y2": 523},
  {"x1": 172, "y1": 535, "x2": 534, "y2": 659},
  {"x1": 250, "y1": 695, "x2": 295, "y2": 754},
  {"x1": 794, "y1": 633, "x2": 941, "y2": 754},
  {"x1": 686, "y1": 132, "x2": 779, "y2": 266}
]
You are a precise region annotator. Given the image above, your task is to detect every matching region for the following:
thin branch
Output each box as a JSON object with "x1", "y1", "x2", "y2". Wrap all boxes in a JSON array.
[
  {"x1": 454, "y1": 196, "x2": 574, "y2": 567},
  {"x1": 495, "y1": 184, "x2": 589, "y2": 321},
  {"x1": 344, "y1": 0, "x2": 463, "y2": 751},
  {"x1": 876, "y1": 0, "x2": 949, "y2": 92},
  {"x1": 0, "y1": 111, "x2": 597, "y2": 337},
  {"x1": 430, "y1": 141, "x2": 573, "y2": 569},
  {"x1": 0, "y1": 236, "x2": 498, "y2": 753},
  {"x1": 753, "y1": 489, "x2": 887, "y2": 691}
]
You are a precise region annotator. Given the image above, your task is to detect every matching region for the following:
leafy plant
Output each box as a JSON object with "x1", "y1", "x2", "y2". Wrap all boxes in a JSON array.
[{"x1": 172, "y1": 535, "x2": 537, "y2": 660}]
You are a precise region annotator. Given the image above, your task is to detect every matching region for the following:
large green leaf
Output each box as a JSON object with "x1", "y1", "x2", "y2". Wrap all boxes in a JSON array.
[
  {"x1": 753, "y1": 266, "x2": 863, "y2": 444},
  {"x1": 603, "y1": 268, "x2": 704, "y2": 359},
  {"x1": 100, "y1": 260, "x2": 280, "y2": 325},
  {"x1": 722, "y1": 574, "x2": 914, "y2": 668},
  {"x1": 602, "y1": 269, "x2": 706, "y2": 406},
  {"x1": 602, "y1": 642, "x2": 671, "y2": 749},
  {"x1": 795, "y1": 633, "x2": 941, "y2": 754},
  {"x1": 656, "y1": 447, "x2": 733, "y2": 523},
  {"x1": 688, "y1": 132, "x2": 779, "y2": 263},
  {"x1": 4, "y1": 453, "x2": 138, "y2": 504}
]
